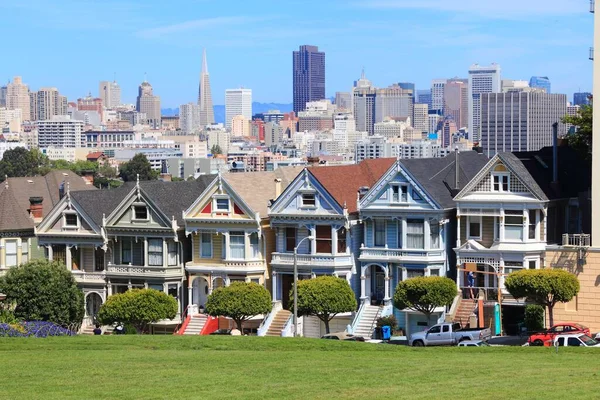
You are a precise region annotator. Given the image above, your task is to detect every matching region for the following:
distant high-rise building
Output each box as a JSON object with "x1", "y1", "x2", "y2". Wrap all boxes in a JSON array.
[
  {"x1": 480, "y1": 91, "x2": 567, "y2": 156},
  {"x1": 441, "y1": 118, "x2": 458, "y2": 148},
  {"x1": 0, "y1": 85, "x2": 7, "y2": 107},
  {"x1": 98, "y1": 80, "x2": 121, "y2": 109},
  {"x1": 198, "y1": 48, "x2": 215, "y2": 127},
  {"x1": 231, "y1": 115, "x2": 251, "y2": 136},
  {"x1": 574, "y1": 92, "x2": 592, "y2": 106},
  {"x1": 136, "y1": 80, "x2": 161, "y2": 128},
  {"x1": 179, "y1": 103, "x2": 201, "y2": 133},
  {"x1": 254, "y1": 110, "x2": 285, "y2": 124},
  {"x1": 225, "y1": 88, "x2": 252, "y2": 131},
  {"x1": 6, "y1": 76, "x2": 31, "y2": 121},
  {"x1": 353, "y1": 71, "x2": 376, "y2": 134},
  {"x1": 77, "y1": 93, "x2": 103, "y2": 121},
  {"x1": 413, "y1": 103, "x2": 429, "y2": 133},
  {"x1": 501, "y1": 80, "x2": 529, "y2": 93},
  {"x1": 335, "y1": 92, "x2": 352, "y2": 111},
  {"x1": 398, "y1": 82, "x2": 415, "y2": 91},
  {"x1": 293, "y1": 45, "x2": 325, "y2": 113},
  {"x1": 566, "y1": 104, "x2": 581, "y2": 134},
  {"x1": 529, "y1": 76, "x2": 551, "y2": 93},
  {"x1": 428, "y1": 112, "x2": 443, "y2": 134},
  {"x1": 430, "y1": 79, "x2": 446, "y2": 113},
  {"x1": 416, "y1": 89, "x2": 432, "y2": 108},
  {"x1": 468, "y1": 63, "x2": 501, "y2": 143},
  {"x1": 36, "y1": 115, "x2": 85, "y2": 148},
  {"x1": 30, "y1": 87, "x2": 68, "y2": 121},
  {"x1": 444, "y1": 80, "x2": 468, "y2": 129}
]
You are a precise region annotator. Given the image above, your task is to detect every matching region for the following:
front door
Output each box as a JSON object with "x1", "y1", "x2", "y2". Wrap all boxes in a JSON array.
[
  {"x1": 282, "y1": 274, "x2": 293, "y2": 310},
  {"x1": 372, "y1": 267, "x2": 385, "y2": 304},
  {"x1": 86, "y1": 293, "x2": 103, "y2": 322}
]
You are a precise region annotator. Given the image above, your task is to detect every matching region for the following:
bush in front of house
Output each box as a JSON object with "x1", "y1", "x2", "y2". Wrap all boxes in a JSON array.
[
  {"x1": 524, "y1": 304, "x2": 545, "y2": 332},
  {"x1": 0, "y1": 259, "x2": 84, "y2": 327},
  {"x1": 0, "y1": 321, "x2": 77, "y2": 337},
  {"x1": 393, "y1": 276, "x2": 457, "y2": 326},
  {"x1": 206, "y1": 282, "x2": 272, "y2": 332}
]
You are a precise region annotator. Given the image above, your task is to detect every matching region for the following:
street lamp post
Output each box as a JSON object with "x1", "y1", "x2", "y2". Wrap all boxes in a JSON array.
[{"x1": 293, "y1": 236, "x2": 314, "y2": 337}]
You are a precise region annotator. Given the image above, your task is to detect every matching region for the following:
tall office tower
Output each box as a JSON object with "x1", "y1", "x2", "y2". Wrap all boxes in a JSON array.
[
  {"x1": 480, "y1": 90, "x2": 567, "y2": 156},
  {"x1": 574, "y1": 92, "x2": 592, "y2": 106},
  {"x1": 398, "y1": 82, "x2": 415, "y2": 91},
  {"x1": 441, "y1": 118, "x2": 458, "y2": 148},
  {"x1": 0, "y1": 85, "x2": 7, "y2": 107},
  {"x1": 335, "y1": 92, "x2": 352, "y2": 111},
  {"x1": 6, "y1": 76, "x2": 31, "y2": 121},
  {"x1": 292, "y1": 45, "x2": 325, "y2": 113},
  {"x1": 529, "y1": 76, "x2": 551, "y2": 93},
  {"x1": 30, "y1": 88, "x2": 68, "y2": 121},
  {"x1": 416, "y1": 89, "x2": 432, "y2": 108},
  {"x1": 179, "y1": 103, "x2": 201, "y2": 133},
  {"x1": 375, "y1": 84, "x2": 414, "y2": 124},
  {"x1": 353, "y1": 71, "x2": 376, "y2": 134},
  {"x1": 413, "y1": 103, "x2": 429, "y2": 133},
  {"x1": 468, "y1": 63, "x2": 501, "y2": 143},
  {"x1": 77, "y1": 93, "x2": 103, "y2": 121},
  {"x1": 430, "y1": 79, "x2": 446, "y2": 114},
  {"x1": 136, "y1": 80, "x2": 161, "y2": 128},
  {"x1": 225, "y1": 88, "x2": 252, "y2": 131},
  {"x1": 428, "y1": 112, "x2": 443, "y2": 134},
  {"x1": 197, "y1": 49, "x2": 215, "y2": 127},
  {"x1": 501, "y1": 80, "x2": 529, "y2": 92},
  {"x1": 444, "y1": 80, "x2": 468, "y2": 129},
  {"x1": 98, "y1": 80, "x2": 121, "y2": 109},
  {"x1": 36, "y1": 115, "x2": 85, "y2": 148}
]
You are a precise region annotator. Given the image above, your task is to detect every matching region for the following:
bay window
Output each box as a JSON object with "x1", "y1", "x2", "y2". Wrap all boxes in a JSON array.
[
  {"x1": 5, "y1": 240, "x2": 17, "y2": 267},
  {"x1": 528, "y1": 210, "x2": 537, "y2": 240},
  {"x1": 167, "y1": 241, "x2": 178, "y2": 266},
  {"x1": 374, "y1": 219, "x2": 385, "y2": 247},
  {"x1": 148, "y1": 239, "x2": 163, "y2": 266},
  {"x1": 250, "y1": 232, "x2": 260, "y2": 258},
  {"x1": 406, "y1": 219, "x2": 424, "y2": 249},
  {"x1": 285, "y1": 227, "x2": 296, "y2": 252},
  {"x1": 121, "y1": 239, "x2": 132, "y2": 264},
  {"x1": 468, "y1": 216, "x2": 481, "y2": 239},
  {"x1": 505, "y1": 211, "x2": 524, "y2": 241},
  {"x1": 230, "y1": 232, "x2": 245, "y2": 259},
  {"x1": 200, "y1": 233, "x2": 212, "y2": 258},
  {"x1": 316, "y1": 226, "x2": 332, "y2": 253},
  {"x1": 429, "y1": 219, "x2": 440, "y2": 249},
  {"x1": 337, "y1": 227, "x2": 347, "y2": 253}
]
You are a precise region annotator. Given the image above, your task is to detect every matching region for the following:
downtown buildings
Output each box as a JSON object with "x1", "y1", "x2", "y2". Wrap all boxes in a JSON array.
[
  {"x1": 136, "y1": 80, "x2": 161, "y2": 128},
  {"x1": 293, "y1": 45, "x2": 325, "y2": 114},
  {"x1": 98, "y1": 80, "x2": 121, "y2": 109},
  {"x1": 468, "y1": 64, "x2": 502, "y2": 143},
  {"x1": 225, "y1": 88, "x2": 252, "y2": 131}
]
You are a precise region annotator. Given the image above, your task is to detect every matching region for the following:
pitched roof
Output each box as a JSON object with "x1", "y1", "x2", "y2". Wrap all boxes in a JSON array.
[
  {"x1": 0, "y1": 185, "x2": 34, "y2": 232},
  {"x1": 309, "y1": 158, "x2": 396, "y2": 213},
  {"x1": 401, "y1": 151, "x2": 489, "y2": 209},
  {"x1": 512, "y1": 146, "x2": 590, "y2": 200},
  {"x1": 0, "y1": 170, "x2": 96, "y2": 225},
  {"x1": 86, "y1": 152, "x2": 105, "y2": 159},
  {"x1": 225, "y1": 167, "x2": 302, "y2": 217},
  {"x1": 497, "y1": 152, "x2": 548, "y2": 201},
  {"x1": 70, "y1": 175, "x2": 216, "y2": 227}
]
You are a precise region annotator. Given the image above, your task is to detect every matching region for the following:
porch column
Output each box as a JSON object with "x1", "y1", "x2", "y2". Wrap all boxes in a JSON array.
[
  {"x1": 223, "y1": 232, "x2": 230, "y2": 260},
  {"x1": 384, "y1": 267, "x2": 390, "y2": 302},
  {"x1": 499, "y1": 258, "x2": 505, "y2": 291},
  {"x1": 499, "y1": 207, "x2": 505, "y2": 241},
  {"x1": 272, "y1": 271, "x2": 278, "y2": 302},
  {"x1": 456, "y1": 212, "x2": 461, "y2": 248},
  {"x1": 47, "y1": 245, "x2": 53, "y2": 261},
  {"x1": 360, "y1": 267, "x2": 367, "y2": 301},
  {"x1": 188, "y1": 279, "x2": 193, "y2": 308},
  {"x1": 331, "y1": 227, "x2": 338, "y2": 256},
  {"x1": 345, "y1": 227, "x2": 351, "y2": 254},
  {"x1": 65, "y1": 245, "x2": 72, "y2": 270},
  {"x1": 401, "y1": 218, "x2": 407, "y2": 249},
  {"x1": 107, "y1": 279, "x2": 112, "y2": 296},
  {"x1": 163, "y1": 239, "x2": 167, "y2": 267},
  {"x1": 143, "y1": 237, "x2": 148, "y2": 267}
]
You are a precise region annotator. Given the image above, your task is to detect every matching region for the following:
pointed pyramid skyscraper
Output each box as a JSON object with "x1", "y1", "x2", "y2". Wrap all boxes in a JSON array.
[{"x1": 197, "y1": 48, "x2": 215, "y2": 126}]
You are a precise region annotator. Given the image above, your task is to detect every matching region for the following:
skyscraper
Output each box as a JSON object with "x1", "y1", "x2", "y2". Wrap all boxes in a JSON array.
[
  {"x1": 0, "y1": 85, "x2": 7, "y2": 107},
  {"x1": 468, "y1": 63, "x2": 501, "y2": 143},
  {"x1": 30, "y1": 88, "x2": 67, "y2": 121},
  {"x1": 293, "y1": 45, "x2": 325, "y2": 113},
  {"x1": 444, "y1": 79, "x2": 468, "y2": 129},
  {"x1": 225, "y1": 88, "x2": 252, "y2": 131},
  {"x1": 179, "y1": 103, "x2": 201, "y2": 134},
  {"x1": 398, "y1": 82, "x2": 415, "y2": 91},
  {"x1": 99, "y1": 80, "x2": 121, "y2": 109},
  {"x1": 413, "y1": 103, "x2": 429, "y2": 133},
  {"x1": 198, "y1": 49, "x2": 215, "y2": 127},
  {"x1": 136, "y1": 80, "x2": 161, "y2": 128},
  {"x1": 430, "y1": 79, "x2": 446, "y2": 114},
  {"x1": 6, "y1": 76, "x2": 31, "y2": 121},
  {"x1": 529, "y1": 76, "x2": 551, "y2": 93},
  {"x1": 416, "y1": 90, "x2": 432, "y2": 108},
  {"x1": 574, "y1": 92, "x2": 592, "y2": 106},
  {"x1": 480, "y1": 90, "x2": 567, "y2": 156}
]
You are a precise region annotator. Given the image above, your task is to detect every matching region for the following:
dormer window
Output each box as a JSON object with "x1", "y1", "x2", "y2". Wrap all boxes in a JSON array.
[
  {"x1": 301, "y1": 193, "x2": 316, "y2": 207},
  {"x1": 134, "y1": 205, "x2": 148, "y2": 220},
  {"x1": 63, "y1": 212, "x2": 79, "y2": 228},
  {"x1": 392, "y1": 185, "x2": 408, "y2": 203},
  {"x1": 215, "y1": 198, "x2": 230, "y2": 212},
  {"x1": 492, "y1": 165, "x2": 509, "y2": 192}
]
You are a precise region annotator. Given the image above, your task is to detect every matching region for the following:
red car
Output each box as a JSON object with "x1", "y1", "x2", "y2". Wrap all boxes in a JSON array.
[{"x1": 528, "y1": 323, "x2": 591, "y2": 346}]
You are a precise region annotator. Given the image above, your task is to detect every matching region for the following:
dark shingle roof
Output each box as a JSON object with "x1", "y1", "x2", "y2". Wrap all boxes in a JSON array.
[
  {"x1": 497, "y1": 152, "x2": 548, "y2": 201},
  {"x1": 401, "y1": 151, "x2": 489, "y2": 209},
  {"x1": 0, "y1": 186, "x2": 34, "y2": 232}
]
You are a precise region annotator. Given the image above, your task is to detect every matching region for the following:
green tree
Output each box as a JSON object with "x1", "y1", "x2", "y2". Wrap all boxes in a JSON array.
[
  {"x1": 50, "y1": 159, "x2": 73, "y2": 170},
  {"x1": 97, "y1": 289, "x2": 178, "y2": 333},
  {"x1": 205, "y1": 282, "x2": 271, "y2": 332},
  {"x1": 98, "y1": 164, "x2": 118, "y2": 179},
  {"x1": 505, "y1": 269, "x2": 580, "y2": 327},
  {"x1": 0, "y1": 259, "x2": 84, "y2": 326},
  {"x1": 119, "y1": 153, "x2": 159, "y2": 182},
  {"x1": 0, "y1": 148, "x2": 50, "y2": 180},
  {"x1": 290, "y1": 276, "x2": 356, "y2": 334},
  {"x1": 562, "y1": 105, "x2": 592, "y2": 158},
  {"x1": 70, "y1": 160, "x2": 98, "y2": 175},
  {"x1": 393, "y1": 276, "x2": 457, "y2": 325},
  {"x1": 211, "y1": 144, "x2": 223, "y2": 155}
]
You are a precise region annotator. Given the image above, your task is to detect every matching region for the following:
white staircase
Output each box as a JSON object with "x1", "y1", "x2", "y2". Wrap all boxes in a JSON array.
[
  {"x1": 353, "y1": 304, "x2": 382, "y2": 339},
  {"x1": 182, "y1": 314, "x2": 208, "y2": 335}
]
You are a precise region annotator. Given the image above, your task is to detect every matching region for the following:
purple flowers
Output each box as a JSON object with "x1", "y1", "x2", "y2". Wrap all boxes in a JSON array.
[{"x1": 0, "y1": 321, "x2": 77, "y2": 338}]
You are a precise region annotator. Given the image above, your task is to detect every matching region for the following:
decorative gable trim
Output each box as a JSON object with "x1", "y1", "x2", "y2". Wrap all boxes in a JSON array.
[
  {"x1": 105, "y1": 182, "x2": 174, "y2": 230},
  {"x1": 36, "y1": 191, "x2": 102, "y2": 237},
  {"x1": 359, "y1": 160, "x2": 440, "y2": 210}
]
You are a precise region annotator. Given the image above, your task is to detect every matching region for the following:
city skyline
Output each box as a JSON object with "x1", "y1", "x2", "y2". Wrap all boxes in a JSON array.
[{"x1": 0, "y1": 0, "x2": 593, "y2": 107}]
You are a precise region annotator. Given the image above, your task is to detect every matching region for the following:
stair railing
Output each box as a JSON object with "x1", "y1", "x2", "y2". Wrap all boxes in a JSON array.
[
  {"x1": 257, "y1": 301, "x2": 282, "y2": 337},
  {"x1": 348, "y1": 301, "x2": 368, "y2": 334}
]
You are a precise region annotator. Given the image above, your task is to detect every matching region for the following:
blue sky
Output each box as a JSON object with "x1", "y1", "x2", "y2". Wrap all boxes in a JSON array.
[{"x1": 0, "y1": 0, "x2": 593, "y2": 107}]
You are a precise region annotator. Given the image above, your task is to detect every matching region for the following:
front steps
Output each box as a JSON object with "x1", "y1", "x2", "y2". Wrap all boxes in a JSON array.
[
  {"x1": 181, "y1": 314, "x2": 208, "y2": 335},
  {"x1": 353, "y1": 304, "x2": 382, "y2": 339},
  {"x1": 265, "y1": 310, "x2": 292, "y2": 337}
]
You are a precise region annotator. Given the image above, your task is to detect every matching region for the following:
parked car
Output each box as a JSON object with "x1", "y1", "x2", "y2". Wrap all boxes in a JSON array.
[
  {"x1": 321, "y1": 332, "x2": 365, "y2": 341},
  {"x1": 209, "y1": 329, "x2": 232, "y2": 335},
  {"x1": 553, "y1": 334, "x2": 600, "y2": 347},
  {"x1": 458, "y1": 340, "x2": 490, "y2": 347},
  {"x1": 528, "y1": 323, "x2": 590, "y2": 346},
  {"x1": 409, "y1": 323, "x2": 492, "y2": 347}
]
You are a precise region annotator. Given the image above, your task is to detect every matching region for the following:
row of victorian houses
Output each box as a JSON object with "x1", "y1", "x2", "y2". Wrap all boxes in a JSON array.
[{"x1": 0, "y1": 143, "x2": 591, "y2": 337}]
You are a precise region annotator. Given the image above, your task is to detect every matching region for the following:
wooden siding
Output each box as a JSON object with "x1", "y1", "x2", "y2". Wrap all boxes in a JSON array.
[
  {"x1": 480, "y1": 217, "x2": 495, "y2": 247},
  {"x1": 82, "y1": 247, "x2": 94, "y2": 272},
  {"x1": 191, "y1": 233, "x2": 224, "y2": 264}
]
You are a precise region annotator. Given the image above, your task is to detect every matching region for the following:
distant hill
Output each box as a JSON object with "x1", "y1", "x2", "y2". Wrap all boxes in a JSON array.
[{"x1": 161, "y1": 102, "x2": 293, "y2": 123}]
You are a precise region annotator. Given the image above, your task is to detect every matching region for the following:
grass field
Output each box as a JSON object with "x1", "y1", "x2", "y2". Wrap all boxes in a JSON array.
[{"x1": 1, "y1": 336, "x2": 599, "y2": 400}]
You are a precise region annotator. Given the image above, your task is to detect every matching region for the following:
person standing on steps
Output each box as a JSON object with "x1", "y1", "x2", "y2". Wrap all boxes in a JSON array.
[{"x1": 467, "y1": 270, "x2": 476, "y2": 299}]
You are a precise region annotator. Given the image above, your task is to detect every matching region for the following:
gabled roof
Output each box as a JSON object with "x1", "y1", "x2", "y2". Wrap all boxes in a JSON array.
[
  {"x1": 0, "y1": 185, "x2": 34, "y2": 232},
  {"x1": 401, "y1": 151, "x2": 489, "y2": 209},
  {"x1": 308, "y1": 158, "x2": 396, "y2": 213},
  {"x1": 70, "y1": 176, "x2": 216, "y2": 227}
]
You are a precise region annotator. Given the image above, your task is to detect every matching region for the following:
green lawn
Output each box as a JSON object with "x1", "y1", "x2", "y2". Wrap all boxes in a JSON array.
[{"x1": 1, "y1": 336, "x2": 599, "y2": 400}]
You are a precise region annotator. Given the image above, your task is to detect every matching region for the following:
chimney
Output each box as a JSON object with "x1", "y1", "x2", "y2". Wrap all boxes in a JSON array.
[
  {"x1": 454, "y1": 148, "x2": 460, "y2": 190},
  {"x1": 274, "y1": 178, "x2": 282, "y2": 198},
  {"x1": 81, "y1": 169, "x2": 94, "y2": 185},
  {"x1": 160, "y1": 173, "x2": 172, "y2": 182},
  {"x1": 29, "y1": 197, "x2": 43, "y2": 220}
]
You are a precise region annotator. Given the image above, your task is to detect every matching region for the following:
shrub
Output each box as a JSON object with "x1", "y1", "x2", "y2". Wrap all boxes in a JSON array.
[
  {"x1": 97, "y1": 289, "x2": 178, "y2": 333},
  {"x1": 0, "y1": 321, "x2": 77, "y2": 337},
  {"x1": 0, "y1": 259, "x2": 84, "y2": 326},
  {"x1": 524, "y1": 304, "x2": 545, "y2": 332},
  {"x1": 206, "y1": 282, "x2": 272, "y2": 332},
  {"x1": 376, "y1": 315, "x2": 398, "y2": 330},
  {"x1": 393, "y1": 276, "x2": 457, "y2": 325}
]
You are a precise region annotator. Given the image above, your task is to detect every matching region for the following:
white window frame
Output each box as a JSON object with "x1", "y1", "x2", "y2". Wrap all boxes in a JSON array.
[
  {"x1": 527, "y1": 209, "x2": 538, "y2": 241},
  {"x1": 504, "y1": 211, "x2": 524, "y2": 242},
  {"x1": 391, "y1": 184, "x2": 408, "y2": 203},
  {"x1": 429, "y1": 219, "x2": 440, "y2": 249},
  {"x1": 250, "y1": 232, "x2": 260, "y2": 259},
  {"x1": 200, "y1": 232, "x2": 213, "y2": 259},
  {"x1": 167, "y1": 241, "x2": 178, "y2": 266},
  {"x1": 374, "y1": 219, "x2": 386, "y2": 247},
  {"x1": 300, "y1": 192, "x2": 317, "y2": 208},
  {"x1": 132, "y1": 203, "x2": 149, "y2": 221},
  {"x1": 5, "y1": 239, "x2": 18, "y2": 267},
  {"x1": 147, "y1": 238, "x2": 164, "y2": 266},
  {"x1": 21, "y1": 238, "x2": 29, "y2": 264},
  {"x1": 213, "y1": 196, "x2": 230, "y2": 213},
  {"x1": 492, "y1": 173, "x2": 510, "y2": 192},
  {"x1": 229, "y1": 231, "x2": 246, "y2": 260},
  {"x1": 63, "y1": 211, "x2": 80, "y2": 229},
  {"x1": 467, "y1": 216, "x2": 482, "y2": 240}
]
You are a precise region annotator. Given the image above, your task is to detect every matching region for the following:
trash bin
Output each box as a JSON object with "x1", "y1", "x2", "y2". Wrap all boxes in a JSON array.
[
  {"x1": 373, "y1": 327, "x2": 382, "y2": 340},
  {"x1": 382, "y1": 325, "x2": 391, "y2": 340}
]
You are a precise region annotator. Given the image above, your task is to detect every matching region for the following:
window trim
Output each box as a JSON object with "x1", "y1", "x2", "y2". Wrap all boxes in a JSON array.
[
  {"x1": 373, "y1": 219, "x2": 386, "y2": 248},
  {"x1": 147, "y1": 238, "x2": 164, "y2": 267},
  {"x1": 167, "y1": 241, "x2": 178, "y2": 266},
  {"x1": 492, "y1": 173, "x2": 510, "y2": 192},
  {"x1": 63, "y1": 211, "x2": 80, "y2": 229},
  {"x1": 5, "y1": 239, "x2": 18, "y2": 267},
  {"x1": 391, "y1": 184, "x2": 409, "y2": 203},
  {"x1": 132, "y1": 204, "x2": 149, "y2": 221},
  {"x1": 213, "y1": 196, "x2": 230, "y2": 213},
  {"x1": 467, "y1": 216, "x2": 482, "y2": 240},
  {"x1": 229, "y1": 231, "x2": 246, "y2": 260},
  {"x1": 200, "y1": 232, "x2": 213, "y2": 259},
  {"x1": 429, "y1": 219, "x2": 440, "y2": 249},
  {"x1": 300, "y1": 193, "x2": 317, "y2": 208}
]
